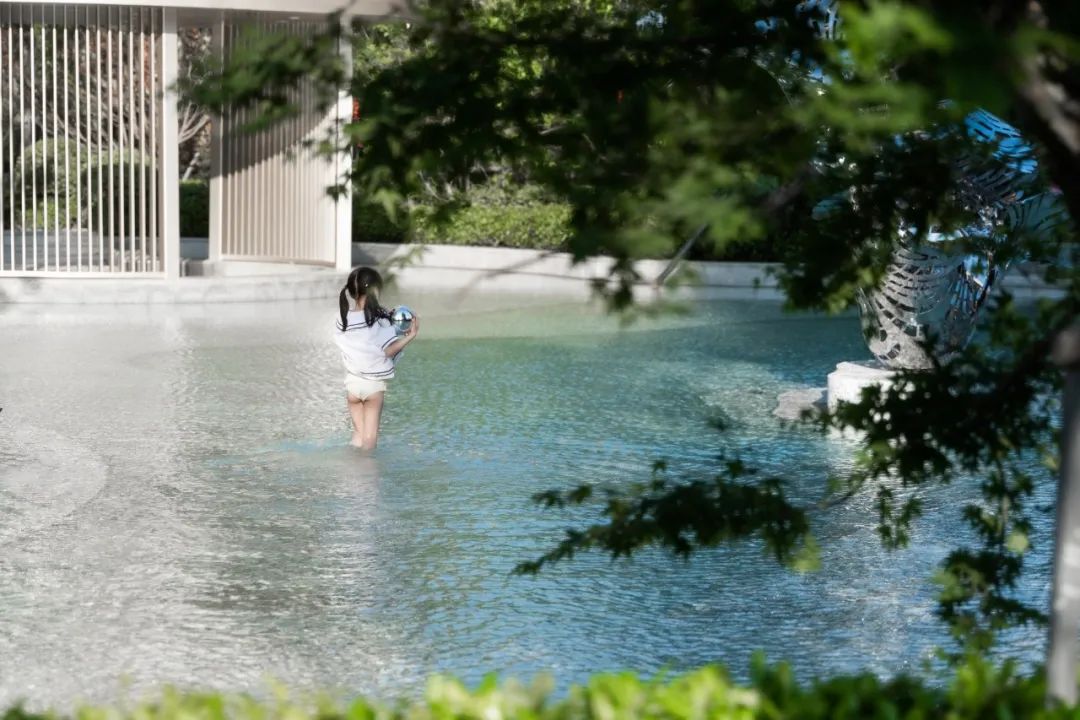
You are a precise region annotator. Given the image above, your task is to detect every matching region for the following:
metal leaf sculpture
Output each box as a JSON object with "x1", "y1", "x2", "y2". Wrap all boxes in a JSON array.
[
  {"x1": 857, "y1": 111, "x2": 1069, "y2": 369},
  {"x1": 790, "y1": 2, "x2": 1070, "y2": 369}
]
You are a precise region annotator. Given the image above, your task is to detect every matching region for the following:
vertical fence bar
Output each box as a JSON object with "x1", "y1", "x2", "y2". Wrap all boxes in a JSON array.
[
  {"x1": 0, "y1": 4, "x2": 6, "y2": 272},
  {"x1": 226, "y1": 23, "x2": 234, "y2": 257},
  {"x1": 44, "y1": 5, "x2": 52, "y2": 269},
  {"x1": 242, "y1": 23, "x2": 249, "y2": 259},
  {"x1": 296, "y1": 42, "x2": 303, "y2": 261},
  {"x1": 307, "y1": 66, "x2": 314, "y2": 261},
  {"x1": 95, "y1": 6, "x2": 103, "y2": 270},
  {"x1": 75, "y1": 4, "x2": 82, "y2": 269},
  {"x1": 221, "y1": 23, "x2": 229, "y2": 257},
  {"x1": 63, "y1": 5, "x2": 70, "y2": 269},
  {"x1": 291, "y1": 27, "x2": 298, "y2": 262},
  {"x1": 248, "y1": 24, "x2": 255, "y2": 259},
  {"x1": 241, "y1": 23, "x2": 249, "y2": 258},
  {"x1": 253, "y1": 21, "x2": 261, "y2": 261},
  {"x1": 106, "y1": 6, "x2": 114, "y2": 270},
  {"x1": 207, "y1": 14, "x2": 223, "y2": 263},
  {"x1": 18, "y1": 6, "x2": 26, "y2": 270},
  {"x1": 29, "y1": 5, "x2": 37, "y2": 270},
  {"x1": 52, "y1": 5, "x2": 60, "y2": 270},
  {"x1": 150, "y1": 8, "x2": 157, "y2": 271},
  {"x1": 237, "y1": 24, "x2": 245, "y2": 258},
  {"x1": 126, "y1": 6, "x2": 134, "y2": 272},
  {"x1": 38, "y1": 6, "x2": 46, "y2": 270},
  {"x1": 233, "y1": 26, "x2": 239, "y2": 258},
  {"x1": 294, "y1": 26, "x2": 300, "y2": 261},
  {"x1": 137, "y1": 7, "x2": 145, "y2": 271},
  {"x1": 160, "y1": 7, "x2": 178, "y2": 279},
  {"x1": 334, "y1": 20, "x2": 351, "y2": 271},
  {"x1": 41, "y1": 6, "x2": 48, "y2": 269},
  {"x1": 256, "y1": 21, "x2": 265, "y2": 260},
  {"x1": 302, "y1": 71, "x2": 308, "y2": 262},
  {"x1": 4, "y1": 6, "x2": 12, "y2": 271},
  {"x1": 129, "y1": 6, "x2": 135, "y2": 270},
  {"x1": 291, "y1": 28, "x2": 300, "y2": 264},
  {"x1": 125, "y1": 7, "x2": 132, "y2": 270},
  {"x1": 273, "y1": 68, "x2": 281, "y2": 262},
  {"x1": 117, "y1": 7, "x2": 125, "y2": 271},
  {"x1": 229, "y1": 24, "x2": 237, "y2": 258}
]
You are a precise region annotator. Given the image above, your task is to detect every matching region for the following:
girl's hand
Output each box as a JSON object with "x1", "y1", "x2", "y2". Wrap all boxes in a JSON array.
[{"x1": 405, "y1": 314, "x2": 420, "y2": 340}]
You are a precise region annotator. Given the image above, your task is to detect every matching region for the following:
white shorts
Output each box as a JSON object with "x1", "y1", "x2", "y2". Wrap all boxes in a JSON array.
[{"x1": 345, "y1": 374, "x2": 387, "y2": 400}]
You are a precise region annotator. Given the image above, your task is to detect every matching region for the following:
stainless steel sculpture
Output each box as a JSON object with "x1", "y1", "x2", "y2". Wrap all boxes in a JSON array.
[
  {"x1": 857, "y1": 239, "x2": 990, "y2": 370},
  {"x1": 857, "y1": 110, "x2": 1069, "y2": 370},
  {"x1": 785, "y1": 3, "x2": 1070, "y2": 369}
]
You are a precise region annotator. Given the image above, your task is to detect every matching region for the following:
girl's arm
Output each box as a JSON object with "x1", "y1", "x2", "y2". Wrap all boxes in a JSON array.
[{"x1": 384, "y1": 315, "x2": 420, "y2": 359}]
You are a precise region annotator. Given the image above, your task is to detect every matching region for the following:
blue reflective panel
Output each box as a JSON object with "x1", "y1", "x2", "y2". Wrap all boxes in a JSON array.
[{"x1": 963, "y1": 109, "x2": 1037, "y2": 174}]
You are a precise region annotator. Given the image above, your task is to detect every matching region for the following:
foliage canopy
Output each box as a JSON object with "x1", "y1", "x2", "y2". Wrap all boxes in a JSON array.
[
  {"x1": 8, "y1": 654, "x2": 1080, "y2": 720},
  {"x1": 185, "y1": 0, "x2": 1080, "y2": 656}
]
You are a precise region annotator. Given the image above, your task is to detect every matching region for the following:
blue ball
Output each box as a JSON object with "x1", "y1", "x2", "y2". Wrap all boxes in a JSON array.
[{"x1": 391, "y1": 305, "x2": 415, "y2": 335}]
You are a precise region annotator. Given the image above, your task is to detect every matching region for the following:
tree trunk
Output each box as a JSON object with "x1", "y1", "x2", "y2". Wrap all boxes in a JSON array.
[
  {"x1": 1047, "y1": 323, "x2": 1080, "y2": 705},
  {"x1": 181, "y1": 149, "x2": 201, "y2": 181}
]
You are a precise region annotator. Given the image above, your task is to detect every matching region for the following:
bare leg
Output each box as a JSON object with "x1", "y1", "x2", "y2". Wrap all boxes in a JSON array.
[
  {"x1": 347, "y1": 393, "x2": 365, "y2": 448},
  {"x1": 360, "y1": 391, "x2": 385, "y2": 451}
]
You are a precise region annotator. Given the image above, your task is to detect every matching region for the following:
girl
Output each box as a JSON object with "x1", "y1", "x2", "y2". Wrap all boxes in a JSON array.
[{"x1": 333, "y1": 267, "x2": 419, "y2": 451}]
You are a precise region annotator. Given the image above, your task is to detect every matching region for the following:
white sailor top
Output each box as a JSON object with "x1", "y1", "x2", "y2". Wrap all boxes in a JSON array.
[{"x1": 333, "y1": 310, "x2": 399, "y2": 380}]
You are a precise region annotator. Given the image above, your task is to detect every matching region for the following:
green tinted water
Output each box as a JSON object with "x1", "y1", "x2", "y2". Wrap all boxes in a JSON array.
[{"x1": 0, "y1": 292, "x2": 1052, "y2": 708}]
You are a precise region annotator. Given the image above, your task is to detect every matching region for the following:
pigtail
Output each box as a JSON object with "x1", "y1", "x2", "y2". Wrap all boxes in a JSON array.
[
  {"x1": 338, "y1": 287, "x2": 350, "y2": 331},
  {"x1": 340, "y1": 266, "x2": 389, "y2": 329},
  {"x1": 362, "y1": 286, "x2": 392, "y2": 327}
]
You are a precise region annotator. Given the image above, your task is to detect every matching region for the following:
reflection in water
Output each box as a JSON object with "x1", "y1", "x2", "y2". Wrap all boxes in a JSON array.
[{"x1": 0, "y1": 293, "x2": 1054, "y2": 709}]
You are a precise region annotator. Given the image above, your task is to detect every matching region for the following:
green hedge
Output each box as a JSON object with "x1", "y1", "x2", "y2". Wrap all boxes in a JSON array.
[
  {"x1": 350, "y1": 181, "x2": 572, "y2": 250},
  {"x1": 411, "y1": 203, "x2": 571, "y2": 249},
  {"x1": 174, "y1": 180, "x2": 778, "y2": 261},
  {"x1": 351, "y1": 195, "x2": 777, "y2": 261},
  {"x1": 2, "y1": 657, "x2": 1073, "y2": 720},
  {"x1": 353, "y1": 194, "x2": 408, "y2": 244},
  {"x1": 180, "y1": 180, "x2": 210, "y2": 237},
  {"x1": 3, "y1": 140, "x2": 156, "y2": 232}
]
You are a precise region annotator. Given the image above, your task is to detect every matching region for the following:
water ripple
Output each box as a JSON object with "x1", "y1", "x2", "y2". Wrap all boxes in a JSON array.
[{"x1": 0, "y1": 295, "x2": 1054, "y2": 710}]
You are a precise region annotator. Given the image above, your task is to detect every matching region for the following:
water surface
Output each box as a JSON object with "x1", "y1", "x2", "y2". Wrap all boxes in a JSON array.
[{"x1": 0, "y1": 292, "x2": 1053, "y2": 708}]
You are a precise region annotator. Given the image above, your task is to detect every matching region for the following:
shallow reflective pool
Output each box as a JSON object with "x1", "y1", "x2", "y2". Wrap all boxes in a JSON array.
[{"x1": 0, "y1": 292, "x2": 1053, "y2": 708}]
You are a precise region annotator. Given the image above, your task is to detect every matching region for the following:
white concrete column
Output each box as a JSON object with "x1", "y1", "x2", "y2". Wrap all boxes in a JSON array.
[
  {"x1": 160, "y1": 8, "x2": 180, "y2": 279},
  {"x1": 207, "y1": 13, "x2": 224, "y2": 264},
  {"x1": 826, "y1": 360, "x2": 898, "y2": 411},
  {"x1": 333, "y1": 22, "x2": 353, "y2": 272}
]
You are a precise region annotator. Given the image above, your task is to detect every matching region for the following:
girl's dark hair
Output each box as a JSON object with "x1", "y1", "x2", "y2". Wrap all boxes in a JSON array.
[{"x1": 338, "y1": 267, "x2": 391, "y2": 331}]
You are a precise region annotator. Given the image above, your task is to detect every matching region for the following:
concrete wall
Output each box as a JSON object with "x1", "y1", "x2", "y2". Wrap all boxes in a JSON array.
[
  {"x1": 350, "y1": 242, "x2": 1066, "y2": 302},
  {"x1": 350, "y1": 242, "x2": 784, "y2": 301},
  {"x1": 2, "y1": 239, "x2": 1067, "y2": 304}
]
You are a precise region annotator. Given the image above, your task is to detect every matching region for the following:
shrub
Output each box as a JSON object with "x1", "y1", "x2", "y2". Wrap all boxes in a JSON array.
[
  {"x1": 411, "y1": 202, "x2": 572, "y2": 250},
  {"x1": 180, "y1": 180, "x2": 210, "y2": 237},
  {"x1": 351, "y1": 178, "x2": 572, "y2": 250},
  {"x1": 3, "y1": 140, "x2": 169, "y2": 236},
  {"x1": 353, "y1": 195, "x2": 407, "y2": 243},
  {"x1": 350, "y1": 186, "x2": 780, "y2": 261},
  {"x1": 351, "y1": 194, "x2": 571, "y2": 250},
  {"x1": 1, "y1": 657, "x2": 1071, "y2": 720}
]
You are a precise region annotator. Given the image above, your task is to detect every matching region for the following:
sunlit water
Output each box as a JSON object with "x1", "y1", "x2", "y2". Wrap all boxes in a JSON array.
[{"x1": 0, "y1": 292, "x2": 1054, "y2": 709}]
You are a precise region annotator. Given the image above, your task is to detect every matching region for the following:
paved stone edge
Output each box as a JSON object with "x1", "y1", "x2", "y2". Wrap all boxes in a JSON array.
[{"x1": 0, "y1": 241, "x2": 1065, "y2": 303}]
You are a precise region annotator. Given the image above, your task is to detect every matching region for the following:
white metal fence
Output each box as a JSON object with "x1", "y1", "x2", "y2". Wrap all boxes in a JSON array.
[
  {"x1": 0, "y1": 3, "x2": 168, "y2": 275},
  {"x1": 214, "y1": 17, "x2": 342, "y2": 267}
]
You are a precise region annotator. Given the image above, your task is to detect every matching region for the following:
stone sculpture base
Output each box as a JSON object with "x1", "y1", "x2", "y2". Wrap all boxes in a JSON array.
[
  {"x1": 773, "y1": 388, "x2": 827, "y2": 421},
  {"x1": 771, "y1": 360, "x2": 900, "y2": 425},
  {"x1": 826, "y1": 360, "x2": 898, "y2": 410}
]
